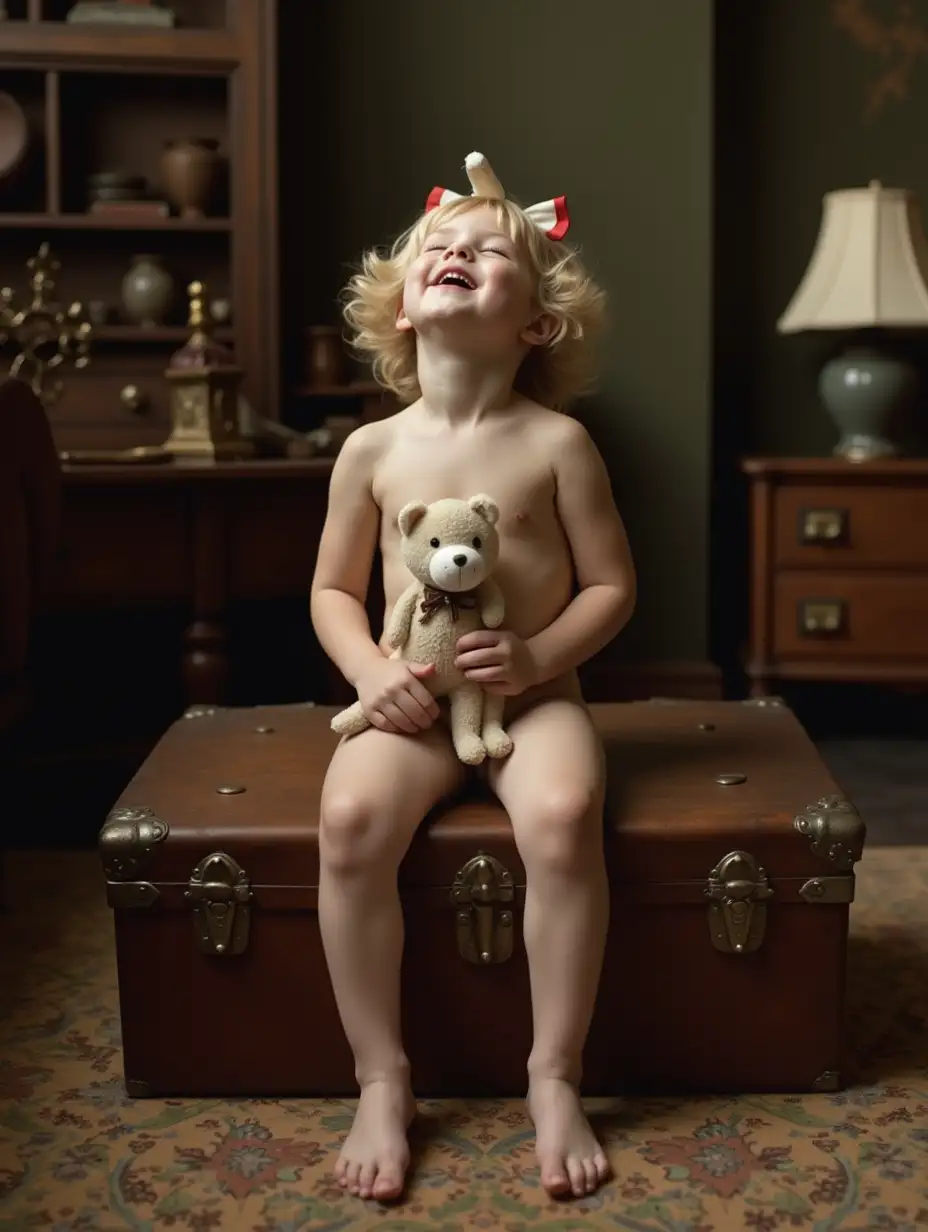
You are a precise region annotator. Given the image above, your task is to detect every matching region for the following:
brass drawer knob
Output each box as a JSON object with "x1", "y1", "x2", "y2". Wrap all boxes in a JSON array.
[
  {"x1": 799, "y1": 600, "x2": 846, "y2": 636},
  {"x1": 799, "y1": 508, "x2": 847, "y2": 544}
]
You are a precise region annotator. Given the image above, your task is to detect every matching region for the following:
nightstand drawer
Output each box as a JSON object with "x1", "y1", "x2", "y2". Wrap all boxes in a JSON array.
[
  {"x1": 774, "y1": 485, "x2": 928, "y2": 568},
  {"x1": 773, "y1": 574, "x2": 928, "y2": 660}
]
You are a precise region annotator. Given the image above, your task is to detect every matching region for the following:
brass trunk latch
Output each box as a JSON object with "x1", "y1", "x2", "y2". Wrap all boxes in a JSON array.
[
  {"x1": 185, "y1": 851, "x2": 252, "y2": 956},
  {"x1": 451, "y1": 852, "x2": 514, "y2": 964},
  {"x1": 705, "y1": 850, "x2": 773, "y2": 954}
]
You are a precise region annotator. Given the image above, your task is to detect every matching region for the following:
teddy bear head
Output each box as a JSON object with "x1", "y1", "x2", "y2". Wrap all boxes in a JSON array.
[{"x1": 397, "y1": 494, "x2": 500, "y2": 593}]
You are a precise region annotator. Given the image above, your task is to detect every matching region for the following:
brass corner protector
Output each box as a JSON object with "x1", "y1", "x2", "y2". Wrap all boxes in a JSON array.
[
  {"x1": 811, "y1": 1069, "x2": 841, "y2": 1092},
  {"x1": 183, "y1": 705, "x2": 224, "y2": 719},
  {"x1": 794, "y1": 796, "x2": 866, "y2": 872},
  {"x1": 99, "y1": 807, "x2": 169, "y2": 881}
]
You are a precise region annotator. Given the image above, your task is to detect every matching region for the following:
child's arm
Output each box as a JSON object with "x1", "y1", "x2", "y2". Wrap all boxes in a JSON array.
[
  {"x1": 311, "y1": 427, "x2": 439, "y2": 733},
  {"x1": 527, "y1": 419, "x2": 636, "y2": 684},
  {"x1": 310, "y1": 425, "x2": 385, "y2": 686}
]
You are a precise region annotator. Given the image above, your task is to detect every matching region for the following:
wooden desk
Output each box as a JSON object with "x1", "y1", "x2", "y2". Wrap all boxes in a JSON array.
[
  {"x1": 742, "y1": 457, "x2": 928, "y2": 696},
  {"x1": 55, "y1": 457, "x2": 338, "y2": 705}
]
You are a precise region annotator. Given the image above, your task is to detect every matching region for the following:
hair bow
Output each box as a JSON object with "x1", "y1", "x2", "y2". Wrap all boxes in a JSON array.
[{"x1": 425, "y1": 151, "x2": 569, "y2": 241}]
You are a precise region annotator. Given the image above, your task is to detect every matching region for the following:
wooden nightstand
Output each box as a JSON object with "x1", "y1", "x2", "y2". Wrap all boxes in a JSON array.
[{"x1": 741, "y1": 458, "x2": 928, "y2": 696}]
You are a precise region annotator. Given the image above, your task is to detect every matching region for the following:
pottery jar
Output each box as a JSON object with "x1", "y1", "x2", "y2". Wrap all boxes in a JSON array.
[
  {"x1": 122, "y1": 254, "x2": 174, "y2": 327},
  {"x1": 161, "y1": 137, "x2": 222, "y2": 219}
]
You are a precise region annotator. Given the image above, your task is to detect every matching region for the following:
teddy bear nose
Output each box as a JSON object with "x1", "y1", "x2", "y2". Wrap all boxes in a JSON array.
[{"x1": 453, "y1": 554, "x2": 467, "y2": 567}]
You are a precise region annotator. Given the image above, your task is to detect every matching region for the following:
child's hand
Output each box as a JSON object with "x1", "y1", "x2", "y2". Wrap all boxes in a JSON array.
[
  {"x1": 356, "y1": 659, "x2": 440, "y2": 734},
  {"x1": 454, "y1": 631, "x2": 538, "y2": 696}
]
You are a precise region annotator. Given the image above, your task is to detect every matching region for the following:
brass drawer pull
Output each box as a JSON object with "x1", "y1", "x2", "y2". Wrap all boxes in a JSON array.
[
  {"x1": 798, "y1": 600, "x2": 846, "y2": 637},
  {"x1": 798, "y1": 507, "x2": 848, "y2": 545}
]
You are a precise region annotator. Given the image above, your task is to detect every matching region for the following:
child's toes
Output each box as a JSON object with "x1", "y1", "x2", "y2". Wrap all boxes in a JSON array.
[
  {"x1": 540, "y1": 1156, "x2": 570, "y2": 1196},
  {"x1": 372, "y1": 1161, "x2": 405, "y2": 1201},
  {"x1": 357, "y1": 1161, "x2": 377, "y2": 1199},
  {"x1": 345, "y1": 1161, "x2": 362, "y2": 1195},
  {"x1": 567, "y1": 1157, "x2": 587, "y2": 1197}
]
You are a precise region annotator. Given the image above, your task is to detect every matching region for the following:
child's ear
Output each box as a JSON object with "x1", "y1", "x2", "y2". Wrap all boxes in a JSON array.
[
  {"x1": 520, "y1": 312, "x2": 559, "y2": 347},
  {"x1": 396, "y1": 304, "x2": 414, "y2": 333}
]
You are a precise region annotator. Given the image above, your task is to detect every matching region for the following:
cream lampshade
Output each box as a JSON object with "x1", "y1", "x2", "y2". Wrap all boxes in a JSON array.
[{"x1": 778, "y1": 180, "x2": 928, "y2": 460}]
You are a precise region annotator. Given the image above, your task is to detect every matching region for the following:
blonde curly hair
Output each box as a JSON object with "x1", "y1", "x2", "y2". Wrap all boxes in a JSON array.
[{"x1": 341, "y1": 196, "x2": 606, "y2": 410}]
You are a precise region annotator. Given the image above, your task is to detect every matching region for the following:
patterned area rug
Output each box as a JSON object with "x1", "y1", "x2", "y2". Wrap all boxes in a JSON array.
[{"x1": 2, "y1": 848, "x2": 928, "y2": 1231}]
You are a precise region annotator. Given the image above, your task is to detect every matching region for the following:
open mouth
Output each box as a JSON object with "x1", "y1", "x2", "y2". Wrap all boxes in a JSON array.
[{"x1": 433, "y1": 269, "x2": 476, "y2": 290}]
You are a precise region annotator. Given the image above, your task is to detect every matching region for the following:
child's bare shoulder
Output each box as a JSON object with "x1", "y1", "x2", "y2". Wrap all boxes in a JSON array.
[
  {"x1": 513, "y1": 400, "x2": 594, "y2": 458},
  {"x1": 336, "y1": 413, "x2": 404, "y2": 472}
]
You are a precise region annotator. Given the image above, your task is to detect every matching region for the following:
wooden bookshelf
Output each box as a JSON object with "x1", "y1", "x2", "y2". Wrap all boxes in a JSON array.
[{"x1": 0, "y1": 0, "x2": 277, "y2": 452}]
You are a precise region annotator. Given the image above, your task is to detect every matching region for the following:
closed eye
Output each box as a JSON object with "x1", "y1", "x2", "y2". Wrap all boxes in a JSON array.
[{"x1": 482, "y1": 247, "x2": 509, "y2": 257}]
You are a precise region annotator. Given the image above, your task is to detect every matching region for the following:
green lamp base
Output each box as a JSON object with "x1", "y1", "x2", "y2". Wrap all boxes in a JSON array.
[{"x1": 818, "y1": 345, "x2": 917, "y2": 462}]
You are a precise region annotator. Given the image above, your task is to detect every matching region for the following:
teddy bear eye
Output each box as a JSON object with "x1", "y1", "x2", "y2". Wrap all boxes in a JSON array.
[
  {"x1": 430, "y1": 537, "x2": 440, "y2": 548},
  {"x1": 472, "y1": 537, "x2": 482, "y2": 549}
]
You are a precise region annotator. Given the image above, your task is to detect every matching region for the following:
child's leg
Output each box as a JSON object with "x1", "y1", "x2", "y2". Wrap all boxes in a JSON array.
[
  {"x1": 487, "y1": 697, "x2": 610, "y2": 1199},
  {"x1": 319, "y1": 723, "x2": 464, "y2": 1201}
]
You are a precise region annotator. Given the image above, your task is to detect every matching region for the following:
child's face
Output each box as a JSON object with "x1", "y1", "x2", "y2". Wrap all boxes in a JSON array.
[{"x1": 397, "y1": 205, "x2": 539, "y2": 351}]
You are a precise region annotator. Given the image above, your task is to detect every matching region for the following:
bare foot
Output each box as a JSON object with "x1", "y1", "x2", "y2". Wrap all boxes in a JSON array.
[
  {"x1": 334, "y1": 1079, "x2": 416, "y2": 1201},
  {"x1": 527, "y1": 1077, "x2": 611, "y2": 1198}
]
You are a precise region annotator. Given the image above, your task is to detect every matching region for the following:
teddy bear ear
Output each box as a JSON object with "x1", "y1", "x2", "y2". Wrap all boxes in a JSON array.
[
  {"x1": 398, "y1": 501, "x2": 428, "y2": 536},
  {"x1": 469, "y1": 494, "x2": 499, "y2": 526}
]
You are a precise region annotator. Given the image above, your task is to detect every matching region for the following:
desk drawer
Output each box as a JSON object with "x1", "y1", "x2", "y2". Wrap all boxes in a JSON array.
[
  {"x1": 773, "y1": 572, "x2": 928, "y2": 660},
  {"x1": 774, "y1": 484, "x2": 928, "y2": 568}
]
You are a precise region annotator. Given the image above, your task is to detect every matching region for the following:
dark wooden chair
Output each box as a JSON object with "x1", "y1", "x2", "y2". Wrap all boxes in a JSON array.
[{"x1": 0, "y1": 377, "x2": 61, "y2": 896}]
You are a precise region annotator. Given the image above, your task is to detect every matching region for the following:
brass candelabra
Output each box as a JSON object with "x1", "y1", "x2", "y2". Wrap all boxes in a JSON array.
[{"x1": 0, "y1": 243, "x2": 92, "y2": 406}]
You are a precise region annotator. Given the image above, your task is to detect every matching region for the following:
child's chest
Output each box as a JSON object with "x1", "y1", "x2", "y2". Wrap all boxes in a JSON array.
[{"x1": 375, "y1": 443, "x2": 556, "y2": 538}]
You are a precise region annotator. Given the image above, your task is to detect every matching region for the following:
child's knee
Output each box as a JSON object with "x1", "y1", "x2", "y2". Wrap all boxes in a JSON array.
[
  {"x1": 320, "y1": 789, "x2": 412, "y2": 875},
  {"x1": 517, "y1": 784, "x2": 603, "y2": 874}
]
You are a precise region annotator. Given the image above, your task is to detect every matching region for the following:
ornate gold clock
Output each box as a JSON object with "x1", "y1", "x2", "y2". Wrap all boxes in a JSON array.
[{"x1": 163, "y1": 281, "x2": 255, "y2": 460}]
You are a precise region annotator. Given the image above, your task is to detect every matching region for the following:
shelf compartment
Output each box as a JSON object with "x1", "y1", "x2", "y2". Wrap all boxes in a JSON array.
[
  {"x1": 0, "y1": 228, "x2": 230, "y2": 330},
  {"x1": 0, "y1": 69, "x2": 47, "y2": 212},
  {"x1": 0, "y1": 23, "x2": 239, "y2": 72},
  {"x1": 58, "y1": 71, "x2": 229, "y2": 217},
  {"x1": 92, "y1": 324, "x2": 233, "y2": 342},
  {"x1": 0, "y1": 211, "x2": 231, "y2": 229},
  {"x1": 41, "y1": 0, "x2": 230, "y2": 29}
]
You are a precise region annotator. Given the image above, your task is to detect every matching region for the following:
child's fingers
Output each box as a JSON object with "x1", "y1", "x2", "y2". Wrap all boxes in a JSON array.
[
  {"x1": 463, "y1": 666, "x2": 505, "y2": 683},
  {"x1": 455, "y1": 647, "x2": 502, "y2": 670}
]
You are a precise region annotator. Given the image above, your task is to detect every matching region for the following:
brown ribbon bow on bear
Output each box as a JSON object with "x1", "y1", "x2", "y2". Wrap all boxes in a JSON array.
[{"x1": 419, "y1": 586, "x2": 477, "y2": 625}]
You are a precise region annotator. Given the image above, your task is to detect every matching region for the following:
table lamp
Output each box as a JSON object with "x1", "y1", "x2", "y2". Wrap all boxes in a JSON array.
[{"x1": 777, "y1": 180, "x2": 928, "y2": 461}]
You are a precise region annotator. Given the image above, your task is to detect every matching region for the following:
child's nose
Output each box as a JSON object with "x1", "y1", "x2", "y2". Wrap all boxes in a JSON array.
[{"x1": 444, "y1": 241, "x2": 474, "y2": 260}]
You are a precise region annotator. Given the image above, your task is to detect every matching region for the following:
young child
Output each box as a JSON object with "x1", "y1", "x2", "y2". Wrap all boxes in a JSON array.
[{"x1": 310, "y1": 152, "x2": 636, "y2": 1203}]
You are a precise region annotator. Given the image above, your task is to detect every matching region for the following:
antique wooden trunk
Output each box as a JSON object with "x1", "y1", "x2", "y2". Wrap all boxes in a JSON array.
[{"x1": 99, "y1": 698, "x2": 866, "y2": 1098}]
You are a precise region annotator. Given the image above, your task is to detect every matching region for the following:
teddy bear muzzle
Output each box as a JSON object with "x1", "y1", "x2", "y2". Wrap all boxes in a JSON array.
[{"x1": 428, "y1": 544, "x2": 488, "y2": 592}]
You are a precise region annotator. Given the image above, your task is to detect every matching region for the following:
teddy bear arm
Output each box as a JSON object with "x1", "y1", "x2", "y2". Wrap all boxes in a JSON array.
[
  {"x1": 385, "y1": 582, "x2": 420, "y2": 650},
  {"x1": 477, "y1": 578, "x2": 505, "y2": 629}
]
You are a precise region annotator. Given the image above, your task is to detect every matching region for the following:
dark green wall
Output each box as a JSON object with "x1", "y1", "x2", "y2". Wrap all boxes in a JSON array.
[
  {"x1": 729, "y1": 0, "x2": 928, "y2": 456},
  {"x1": 281, "y1": 0, "x2": 714, "y2": 665}
]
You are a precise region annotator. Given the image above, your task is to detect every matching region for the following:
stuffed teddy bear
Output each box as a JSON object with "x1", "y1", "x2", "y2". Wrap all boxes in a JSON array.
[{"x1": 330, "y1": 494, "x2": 514, "y2": 766}]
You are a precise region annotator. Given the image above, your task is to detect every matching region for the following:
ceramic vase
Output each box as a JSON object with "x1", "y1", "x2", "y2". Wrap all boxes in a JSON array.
[
  {"x1": 161, "y1": 137, "x2": 222, "y2": 219},
  {"x1": 122, "y1": 254, "x2": 173, "y2": 328},
  {"x1": 305, "y1": 325, "x2": 347, "y2": 388}
]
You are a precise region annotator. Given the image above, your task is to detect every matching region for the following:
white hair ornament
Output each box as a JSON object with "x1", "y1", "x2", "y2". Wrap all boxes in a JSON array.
[{"x1": 425, "y1": 151, "x2": 569, "y2": 241}]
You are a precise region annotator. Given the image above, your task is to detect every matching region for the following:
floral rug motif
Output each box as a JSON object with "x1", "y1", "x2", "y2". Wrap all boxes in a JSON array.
[{"x1": 2, "y1": 848, "x2": 928, "y2": 1230}]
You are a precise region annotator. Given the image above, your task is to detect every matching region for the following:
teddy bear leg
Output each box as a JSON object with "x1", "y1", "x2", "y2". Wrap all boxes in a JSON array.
[
  {"x1": 330, "y1": 701, "x2": 372, "y2": 738},
  {"x1": 481, "y1": 691, "x2": 513, "y2": 759},
  {"x1": 448, "y1": 683, "x2": 487, "y2": 765}
]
